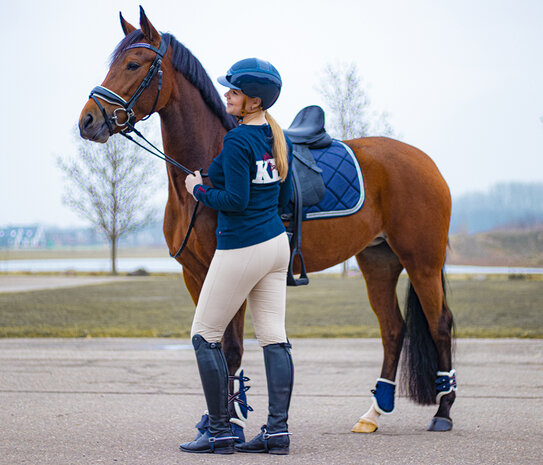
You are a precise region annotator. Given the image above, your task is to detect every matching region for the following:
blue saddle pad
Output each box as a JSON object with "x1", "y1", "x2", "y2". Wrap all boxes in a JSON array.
[{"x1": 303, "y1": 140, "x2": 365, "y2": 220}]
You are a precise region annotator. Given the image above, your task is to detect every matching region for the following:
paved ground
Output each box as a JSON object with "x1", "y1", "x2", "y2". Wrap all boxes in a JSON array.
[
  {"x1": 0, "y1": 275, "x2": 133, "y2": 293},
  {"x1": 0, "y1": 338, "x2": 542, "y2": 465}
]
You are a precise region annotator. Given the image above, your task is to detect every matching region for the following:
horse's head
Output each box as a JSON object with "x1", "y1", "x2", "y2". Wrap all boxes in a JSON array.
[{"x1": 79, "y1": 7, "x2": 172, "y2": 143}]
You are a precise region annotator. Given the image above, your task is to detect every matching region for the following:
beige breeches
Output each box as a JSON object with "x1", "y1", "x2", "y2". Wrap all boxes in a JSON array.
[{"x1": 191, "y1": 232, "x2": 290, "y2": 346}]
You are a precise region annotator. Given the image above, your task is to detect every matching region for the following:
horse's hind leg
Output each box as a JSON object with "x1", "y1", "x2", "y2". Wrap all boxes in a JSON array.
[
  {"x1": 351, "y1": 242, "x2": 405, "y2": 433},
  {"x1": 403, "y1": 266, "x2": 455, "y2": 431}
]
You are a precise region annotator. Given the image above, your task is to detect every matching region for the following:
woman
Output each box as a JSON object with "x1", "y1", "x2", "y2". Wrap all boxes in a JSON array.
[{"x1": 179, "y1": 58, "x2": 294, "y2": 455}]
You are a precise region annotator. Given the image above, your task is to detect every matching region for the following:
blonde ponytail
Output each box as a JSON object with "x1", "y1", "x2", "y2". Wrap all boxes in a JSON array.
[{"x1": 265, "y1": 111, "x2": 288, "y2": 182}]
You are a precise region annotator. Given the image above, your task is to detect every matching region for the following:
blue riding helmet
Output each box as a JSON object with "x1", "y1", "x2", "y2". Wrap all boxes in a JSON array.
[{"x1": 218, "y1": 58, "x2": 282, "y2": 110}]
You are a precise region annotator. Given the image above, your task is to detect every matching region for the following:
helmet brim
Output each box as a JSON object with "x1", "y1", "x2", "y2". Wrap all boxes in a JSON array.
[{"x1": 217, "y1": 75, "x2": 241, "y2": 90}]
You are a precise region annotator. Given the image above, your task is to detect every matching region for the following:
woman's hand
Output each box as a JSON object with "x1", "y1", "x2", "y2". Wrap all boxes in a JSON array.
[{"x1": 185, "y1": 171, "x2": 203, "y2": 200}]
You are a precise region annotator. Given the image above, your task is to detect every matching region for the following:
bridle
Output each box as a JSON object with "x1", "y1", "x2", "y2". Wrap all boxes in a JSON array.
[
  {"x1": 89, "y1": 35, "x2": 169, "y2": 136},
  {"x1": 88, "y1": 33, "x2": 206, "y2": 259}
]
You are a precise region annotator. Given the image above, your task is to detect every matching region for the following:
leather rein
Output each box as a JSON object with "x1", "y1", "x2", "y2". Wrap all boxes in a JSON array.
[{"x1": 88, "y1": 34, "x2": 206, "y2": 259}]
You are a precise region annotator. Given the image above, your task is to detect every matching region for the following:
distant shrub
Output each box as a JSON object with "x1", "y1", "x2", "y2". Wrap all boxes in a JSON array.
[{"x1": 128, "y1": 268, "x2": 150, "y2": 276}]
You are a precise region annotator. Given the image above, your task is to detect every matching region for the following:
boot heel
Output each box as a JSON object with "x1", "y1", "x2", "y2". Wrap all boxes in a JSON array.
[
  {"x1": 269, "y1": 447, "x2": 289, "y2": 455},
  {"x1": 214, "y1": 445, "x2": 235, "y2": 455}
]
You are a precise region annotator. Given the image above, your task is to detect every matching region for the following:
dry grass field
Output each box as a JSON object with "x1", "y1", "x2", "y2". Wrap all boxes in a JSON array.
[{"x1": 1, "y1": 273, "x2": 541, "y2": 338}]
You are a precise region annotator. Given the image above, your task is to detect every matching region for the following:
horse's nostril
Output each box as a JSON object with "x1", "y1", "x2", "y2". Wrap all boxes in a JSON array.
[{"x1": 83, "y1": 113, "x2": 93, "y2": 129}]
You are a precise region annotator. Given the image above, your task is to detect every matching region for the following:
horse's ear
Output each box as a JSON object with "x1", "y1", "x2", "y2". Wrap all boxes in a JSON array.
[
  {"x1": 119, "y1": 12, "x2": 136, "y2": 36},
  {"x1": 139, "y1": 6, "x2": 160, "y2": 45}
]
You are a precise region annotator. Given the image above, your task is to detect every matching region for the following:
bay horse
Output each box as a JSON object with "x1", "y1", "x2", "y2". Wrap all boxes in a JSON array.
[{"x1": 78, "y1": 7, "x2": 455, "y2": 433}]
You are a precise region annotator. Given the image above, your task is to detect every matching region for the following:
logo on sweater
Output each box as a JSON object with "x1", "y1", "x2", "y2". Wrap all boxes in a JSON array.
[{"x1": 252, "y1": 153, "x2": 279, "y2": 184}]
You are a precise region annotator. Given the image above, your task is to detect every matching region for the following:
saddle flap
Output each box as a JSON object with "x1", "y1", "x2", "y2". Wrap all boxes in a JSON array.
[
  {"x1": 291, "y1": 144, "x2": 325, "y2": 207},
  {"x1": 292, "y1": 146, "x2": 323, "y2": 174}
]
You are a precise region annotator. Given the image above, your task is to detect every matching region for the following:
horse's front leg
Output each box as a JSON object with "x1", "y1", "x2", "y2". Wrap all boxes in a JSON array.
[
  {"x1": 222, "y1": 303, "x2": 246, "y2": 374},
  {"x1": 352, "y1": 244, "x2": 405, "y2": 433},
  {"x1": 222, "y1": 304, "x2": 251, "y2": 440},
  {"x1": 182, "y1": 268, "x2": 250, "y2": 441}
]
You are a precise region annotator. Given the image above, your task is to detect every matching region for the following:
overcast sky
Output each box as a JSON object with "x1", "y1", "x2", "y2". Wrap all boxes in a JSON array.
[{"x1": 2, "y1": 0, "x2": 542, "y2": 227}]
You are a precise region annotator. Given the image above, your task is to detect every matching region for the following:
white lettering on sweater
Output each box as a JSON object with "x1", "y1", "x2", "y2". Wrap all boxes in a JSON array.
[{"x1": 252, "y1": 157, "x2": 280, "y2": 184}]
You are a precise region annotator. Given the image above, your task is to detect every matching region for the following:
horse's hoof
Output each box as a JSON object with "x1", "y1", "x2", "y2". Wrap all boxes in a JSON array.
[
  {"x1": 427, "y1": 416, "x2": 453, "y2": 431},
  {"x1": 352, "y1": 418, "x2": 378, "y2": 433}
]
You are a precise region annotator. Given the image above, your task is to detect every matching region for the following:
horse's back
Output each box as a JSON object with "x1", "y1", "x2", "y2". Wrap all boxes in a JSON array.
[
  {"x1": 346, "y1": 136, "x2": 451, "y2": 207},
  {"x1": 347, "y1": 136, "x2": 446, "y2": 179},
  {"x1": 345, "y1": 136, "x2": 451, "y2": 260}
]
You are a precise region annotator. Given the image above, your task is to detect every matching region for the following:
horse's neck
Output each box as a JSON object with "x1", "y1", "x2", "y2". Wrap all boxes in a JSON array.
[
  {"x1": 159, "y1": 84, "x2": 226, "y2": 180},
  {"x1": 158, "y1": 85, "x2": 225, "y2": 250}
]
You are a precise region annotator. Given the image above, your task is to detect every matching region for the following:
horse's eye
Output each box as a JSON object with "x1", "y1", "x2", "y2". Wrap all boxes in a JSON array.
[{"x1": 126, "y1": 62, "x2": 140, "y2": 71}]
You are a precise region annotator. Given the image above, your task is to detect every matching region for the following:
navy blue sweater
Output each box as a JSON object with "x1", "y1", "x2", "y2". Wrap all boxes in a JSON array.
[{"x1": 193, "y1": 124, "x2": 293, "y2": 250}]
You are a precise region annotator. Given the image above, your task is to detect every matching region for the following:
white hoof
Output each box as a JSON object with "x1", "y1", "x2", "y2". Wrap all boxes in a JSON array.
[
  {"x1": 352, "y1": 404, "x2": 380, "y2": 433},
  {"x1": 352, "y1": 418, "x2": 378, "y2": 433}
]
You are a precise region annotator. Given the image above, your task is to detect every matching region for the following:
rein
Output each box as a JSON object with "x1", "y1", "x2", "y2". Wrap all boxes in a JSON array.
[
  {"x1": 121, "y1": 122, "x2": 208, "y2": 259},
  {"x1": 88, "y1": 33, "x2": 209, "y2": 259}
]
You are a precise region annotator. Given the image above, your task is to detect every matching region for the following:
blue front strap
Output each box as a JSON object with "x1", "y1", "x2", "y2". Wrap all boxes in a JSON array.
[
  {"x1": 195, "y1": 412, "x2": 209, "y2": 435},
  {"x1": 372, "y1": 378, "x2": 396, "y2": 414},
  {"x1": 436, "y1": 369, "x2": 457, "y2": 401},
  {"x1": 231, "y1": 368, "x2": 253, "y2": 421}
]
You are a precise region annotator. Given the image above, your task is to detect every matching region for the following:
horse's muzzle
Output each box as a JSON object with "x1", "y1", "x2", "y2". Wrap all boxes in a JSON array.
[{"x1": 79, "y1": 106, "x2": 110, "y2": 143}]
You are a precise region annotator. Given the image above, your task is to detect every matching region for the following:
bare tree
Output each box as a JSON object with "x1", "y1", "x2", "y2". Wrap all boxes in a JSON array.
[
  {"x1": 58, "y1": 126, "x2": 159, "y2": 274},
  {"x1": 317, "y1": 62, "x2": 394, "y2": 139},
  {"x1": 317, "y1": 62, "x2": 394, "y2": 275}
]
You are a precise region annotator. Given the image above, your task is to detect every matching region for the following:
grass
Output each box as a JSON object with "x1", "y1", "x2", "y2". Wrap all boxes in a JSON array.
[{"x1": 0, "y1": 274, "x2": 542, "y2": 338}]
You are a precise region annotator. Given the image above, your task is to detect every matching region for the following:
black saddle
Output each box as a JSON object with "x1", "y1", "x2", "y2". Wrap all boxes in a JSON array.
[
  {"x1": 284, "y1": 105, "x2": 332, "y2": 148},
  {"x1": 283, "y1": 106, "x2": 332, "y2": 286}
]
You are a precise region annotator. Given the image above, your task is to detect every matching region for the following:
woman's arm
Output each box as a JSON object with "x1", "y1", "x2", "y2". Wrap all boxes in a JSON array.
[{"x1": 192, "y1": 138, "x2": 250, "y2": 212}]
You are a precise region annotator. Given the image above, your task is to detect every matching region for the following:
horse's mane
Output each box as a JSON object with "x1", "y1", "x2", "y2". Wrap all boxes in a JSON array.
[{"x1": 111, "y1": 31, "x2": 237, "y2": 131}]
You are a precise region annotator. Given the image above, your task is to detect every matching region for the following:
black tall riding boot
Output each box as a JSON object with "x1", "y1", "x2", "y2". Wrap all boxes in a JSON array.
[
  {"x1": 179, "y1": 335, "x2": 237, "y2": 454},
  {"x1": 236, "y1": 342, "x2": 293, "y2": 455}
]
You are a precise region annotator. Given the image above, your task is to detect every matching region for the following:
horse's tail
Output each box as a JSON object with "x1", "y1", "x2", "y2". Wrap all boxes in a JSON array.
[{"x1": 400, "y1": 270, "x2": 453, "y2": 405}]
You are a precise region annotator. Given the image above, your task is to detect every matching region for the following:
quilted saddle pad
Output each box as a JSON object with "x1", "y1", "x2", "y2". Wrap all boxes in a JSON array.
[{"x1": 303, "y1": 140, "x2": 365, "y2": 220}]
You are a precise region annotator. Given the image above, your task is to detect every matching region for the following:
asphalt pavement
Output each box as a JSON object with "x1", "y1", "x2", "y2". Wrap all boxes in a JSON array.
[
  {"x1": 1, "y1": 338, "x2": 542, "y2": 465},
  {"x1": 0, "y1": 275, "x2": 133, "y2": 293}
]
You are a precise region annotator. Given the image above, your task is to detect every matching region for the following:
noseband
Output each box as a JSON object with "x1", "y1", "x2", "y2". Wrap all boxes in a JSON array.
[{"x1": 89, "y1": 34, "x2": 170, "y2": 135}]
